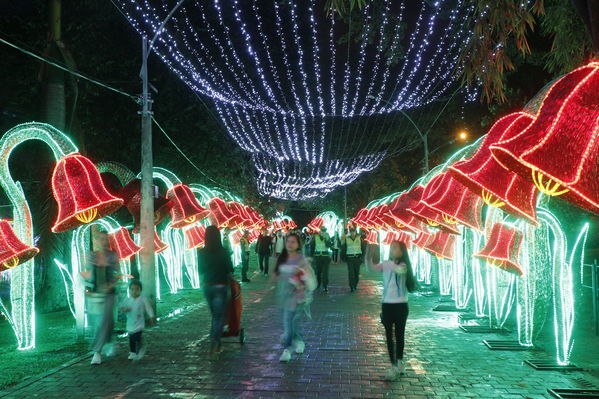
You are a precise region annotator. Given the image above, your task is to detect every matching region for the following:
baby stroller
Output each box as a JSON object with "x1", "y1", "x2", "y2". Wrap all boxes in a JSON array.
[{"x1": 222, "y1": 278, "x2": 245, "y2": 344}]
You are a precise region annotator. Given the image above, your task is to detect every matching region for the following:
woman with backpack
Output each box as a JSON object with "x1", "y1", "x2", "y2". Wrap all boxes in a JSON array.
[
  {"x1": 274, "y1": 232, "x2": 317, "y2": 362},
  {"x1": 198, "y1": 225, "x2": 234, "y2": 358},
  {"x1": 367, "y1": 240, "x2": 416, "y2": 380}
]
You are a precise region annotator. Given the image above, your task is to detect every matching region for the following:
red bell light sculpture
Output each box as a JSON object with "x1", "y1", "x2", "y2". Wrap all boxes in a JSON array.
[
  {"x1": 350, "y1": 208, "x2": 369, "y2": 230},
  {"x1": 154, "y1": 230, "x2": 168, "y2": 254},
  {"x1": 422, "y1": 172, "x2": 484, "y2": 231},
  {"x1": 307, "y1": 217, "x2": 324, "y2": 233},
  {"x1": 109, "y1": 227, "x2": 142, "y2": 260},
  {"x1": 230, "y1": 230, "x2": 244, "y2": 246},
  {"x1": 423, "y1": 231, "x2": 456, "y2": 260},
  {"x1": 490, "y1": 62, "x2": 599, "y2": 215},
  {"x1": 449, "y1": 112, "x2": 539, "y2": 225},
  {"x1": 119, "y1": 179, "x2": 173, "y2": 233},
  {"x1": 412, "y1": 232, "x2": 433, "y2": 249},
  {"x1": 0, "y1": 220, "x2": 39, "y2": 272},
  {"x1": 167, "y1": 184, "x2": 210, "y2": 229},
  {"x1": 396, "y1": 231, "x2": 412, "y2": 249},
  {"x1": 365, "y1": 230, "x2": 379, "y2": 245},
  {"x1": 51, "y1": 154, "x2": 123, "y2": 233},
  {"x1": 382, "y1": 231, "x2": 398, "y2": 246},
  {"x1": 474, "y1": 223, "x2": 524, "y2": 276},
  {"x1": 388, "y1": 187, "x2": 425, "y2": 233},
  {"x1": 208, "y1": 197, "x2": 235, "y2": 229},
  {"x1": 184, "y1": 224, "x2": 206, "y2": 250},
  {"x1": 407, "y1": 176, "x2": 460, "y2": 235}
]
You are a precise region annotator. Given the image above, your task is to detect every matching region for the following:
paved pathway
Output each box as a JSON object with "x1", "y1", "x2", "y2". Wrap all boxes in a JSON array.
[{"x1": 0, "y1": 261, "x2": 594, "y2": 398}]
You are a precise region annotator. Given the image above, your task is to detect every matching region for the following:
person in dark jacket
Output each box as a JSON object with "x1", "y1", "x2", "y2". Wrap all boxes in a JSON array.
[
  {"x1": 256, "y1": 229, "x2": 272, "y2": 276},
  {"x1": 198, "y1": 226, "x2": 233, "y2": 357}
]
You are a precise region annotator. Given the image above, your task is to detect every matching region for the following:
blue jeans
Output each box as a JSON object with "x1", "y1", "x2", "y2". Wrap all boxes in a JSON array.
[
  {"x1": 282, "y1": 306, "x2": 303, "y2": 349},
  {"x1": 203, "y1": 285, "x2": 228, "y2": 343}
]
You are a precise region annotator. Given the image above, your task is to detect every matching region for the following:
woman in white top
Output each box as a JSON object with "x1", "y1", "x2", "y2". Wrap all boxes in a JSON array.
[{"x1": 367, "y1": 240, "x2": 416, "y2": 380}]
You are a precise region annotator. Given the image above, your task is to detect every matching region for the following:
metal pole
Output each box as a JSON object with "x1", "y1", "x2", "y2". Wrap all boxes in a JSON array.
[{"x1": 140, "y1": 38, "x2": 156, "y2": 312}]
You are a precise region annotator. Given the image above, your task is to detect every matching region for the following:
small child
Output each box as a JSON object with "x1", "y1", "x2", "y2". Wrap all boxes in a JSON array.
[{"x1": 119, "y1": 280, "x2": 155, "y2": 360}]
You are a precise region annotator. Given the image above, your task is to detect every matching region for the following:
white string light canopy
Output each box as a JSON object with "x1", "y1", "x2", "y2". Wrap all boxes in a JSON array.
[{"x1": 115, "y1": 0, "x2": 476, "y2": 199}]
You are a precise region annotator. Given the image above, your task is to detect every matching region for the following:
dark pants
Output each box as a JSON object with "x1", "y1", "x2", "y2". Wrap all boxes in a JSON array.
[
  {"x1": 346, "y1": 256, "x2": 362, "y2": 290},
  {"x1": 241, "y1": 252, "x2": 250, "y2": 280},
  {"x1": 381, "y1": 303, "x2": 409, "y2": 365},
  {"x1": 331, "y1": 249, "x2": 339, "y2": 262},
  {"x1": 314, "y1": 255, "x2": 331, "y2": 289},
  {"x1": 203, "y1": 285, "x2": 228, "y2": 344},
  {"x1": 259, "y1": 252, "x2": 269, "y2": 274},
  {"x1": 129, "y1": 331, "x2": 143, "y2": 353}
]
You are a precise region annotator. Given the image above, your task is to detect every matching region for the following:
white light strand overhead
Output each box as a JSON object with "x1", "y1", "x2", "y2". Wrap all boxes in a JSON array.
[
  {"x1": 117, "y1": 0, "x2": 474, "y2": 117},
  {"x1": 116, "y1": 0, "x2": 476, "y2": 199}
]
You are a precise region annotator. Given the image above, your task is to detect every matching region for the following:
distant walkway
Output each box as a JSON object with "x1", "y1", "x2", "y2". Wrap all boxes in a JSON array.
[{"x1": 0, "y1": 261, "x2": 590, "y2": 398}]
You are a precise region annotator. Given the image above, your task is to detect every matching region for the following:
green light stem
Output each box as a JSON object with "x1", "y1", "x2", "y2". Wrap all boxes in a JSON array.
[{"x1": 0, "y1": 123, "x2": 78, "y2": 349}]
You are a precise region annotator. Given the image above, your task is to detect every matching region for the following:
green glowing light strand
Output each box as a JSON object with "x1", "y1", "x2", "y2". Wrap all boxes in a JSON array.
[
  {"x1": 0, "y1": 122, "x2": 78, "y2": 349},
  {"x1": 96, "y1": 161, "x2": 136, "y2": 186}
]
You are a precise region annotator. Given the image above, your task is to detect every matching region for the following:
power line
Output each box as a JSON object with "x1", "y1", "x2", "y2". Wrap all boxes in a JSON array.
[{"x1": 0, "y1": 36, "x2": 138, "y2": 101}]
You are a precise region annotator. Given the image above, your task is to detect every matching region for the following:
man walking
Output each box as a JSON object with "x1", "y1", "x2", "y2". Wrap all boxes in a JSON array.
[
  {"x1": 256, "y1": 229, "x2": 272, "y2": 276},
  {"x1": 343, "y1": 227, "x2": 363, "y2": 292},
  {"x1": 312, "y1": 226, "x2": 332, "y2": 292},
  {"x1": 240, "y1": 231, "x2": 251, "y2": 282}
]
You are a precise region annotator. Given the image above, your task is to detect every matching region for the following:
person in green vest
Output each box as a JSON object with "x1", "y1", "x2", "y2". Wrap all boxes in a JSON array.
[
  {"x1": 343, "y1": 227, "x2": 363, "y2": 293},
  {"x1": 311, "y1": 226, "x2": 332, "y2": 292}
]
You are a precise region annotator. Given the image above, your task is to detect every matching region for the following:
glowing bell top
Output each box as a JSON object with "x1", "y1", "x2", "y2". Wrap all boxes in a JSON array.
[
  {"x1": 0, "y1": 220, "x2": 39, "y2": 272},
  {"x1": 154, "y1": 230, "x2": 168, "y2": 254},
  {"x1": 184, "y1": 224, "x2": 206, "y2": 250},
  {"x1": 208, "y1": 198, "x2": 235, "y2": 229},
  {"x1": 474, "y1": 222, "x2": 524, "y2": 276},
  {"x1": 307, "y1": 217, "x2": 325, "y2": 233},
  {"x1": 449, "y1": 112, "x2": 539, "y2": 225},
  {"x1": 350, "y1": 208, "x2": 369, "y2": 230},
  {"x1": 119, "y1": 179, "x2": 173, "y2": 233},
  {"x1": 167, "y1": 184, "x2": 210, "y2": 229},
  {"x1": 51, "y1": 154, "x2": 123, "y2": 233},
  {"x1": 423, "y1": 231, "x2": 456, "y2": 260},
  {"x1": 421, "y1": 172, "x2": 484, "y2": 231},
  {"x1": 490, "y1": 61, "x2": 599, "y2": 215},
  {"x1": 109, "y1": 227, "x2": 142, "y2": 260},
  {"x1": 407, "y1": 176, "x2": 460, "y2": 235},
  {"x1": 388, "y1": 187, "x2": 425, "y2": 233}
]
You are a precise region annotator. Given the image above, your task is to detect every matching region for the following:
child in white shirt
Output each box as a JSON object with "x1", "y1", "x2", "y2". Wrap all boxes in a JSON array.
[{"x1": 119, "y1": 280, "x2": 155, "y2": 360}]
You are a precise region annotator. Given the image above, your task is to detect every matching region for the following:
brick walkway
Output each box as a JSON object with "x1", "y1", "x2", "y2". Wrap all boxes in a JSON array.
[{"x1": 0, "y1": 261, "x2": 593, "y2": 398}]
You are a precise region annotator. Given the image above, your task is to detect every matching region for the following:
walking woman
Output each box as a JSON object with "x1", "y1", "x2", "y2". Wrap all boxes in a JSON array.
[
  {"x1": 367, "y1": 240, "x2": 416, "y2": 380},
  {"x1": 198, "y1": 225, "x2": 233, "y2": 358},
  {"x1": 87, "y1": 231, "x2": 119, "y2": 365},
  {"x1": 274, "y1": 233, "x2": 317, "y2": 362}
]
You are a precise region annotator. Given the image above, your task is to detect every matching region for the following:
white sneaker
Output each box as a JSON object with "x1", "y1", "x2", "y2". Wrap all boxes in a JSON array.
[
  {"x1": 91, "y1": 352, "x2": 102, "y2": 365},
  {"x1": 128, "y1": 352, "x2": 137, "y2": 360},
  {"x1": 279, "y1": 349, "x2": 292, "y2": 362},
  {"x1": 293, "y1": 340, "x2": 305, "y2": 354}
]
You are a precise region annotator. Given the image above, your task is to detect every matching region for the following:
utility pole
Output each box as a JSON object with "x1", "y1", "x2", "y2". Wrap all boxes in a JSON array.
[{"x1": 140, "y1": 38, "x2": 156, "y2": 311}]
